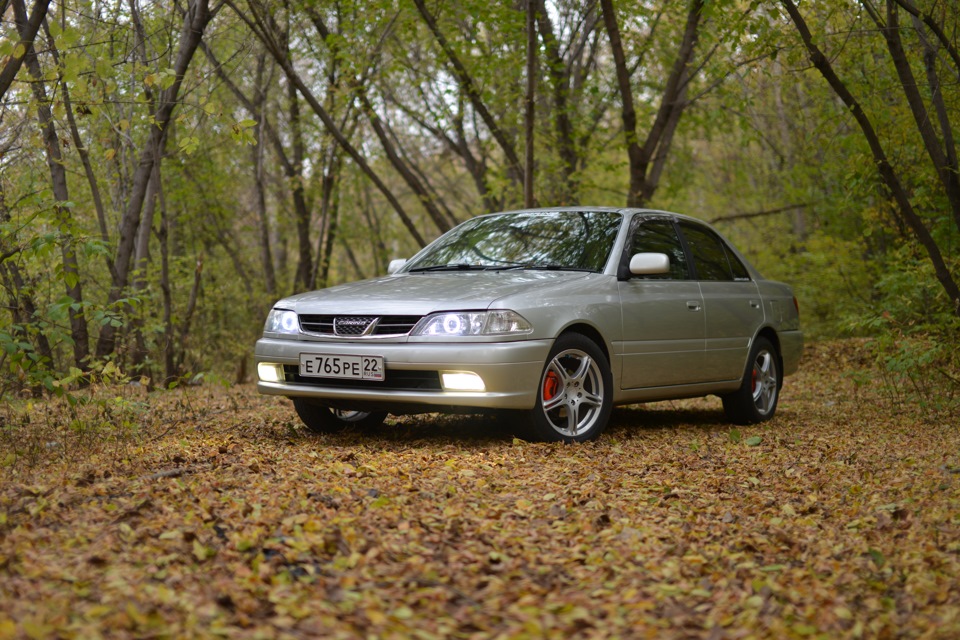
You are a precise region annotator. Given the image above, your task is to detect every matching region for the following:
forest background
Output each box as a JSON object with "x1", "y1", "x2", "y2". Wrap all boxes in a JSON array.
[{"x1": 1, "y1": 0, "x2": 959, "y2": 401}]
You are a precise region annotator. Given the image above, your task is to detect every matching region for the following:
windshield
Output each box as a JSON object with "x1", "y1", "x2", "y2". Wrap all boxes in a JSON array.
[{"x1": 405, "y1": 210, "x2": 622, "y2": 273}]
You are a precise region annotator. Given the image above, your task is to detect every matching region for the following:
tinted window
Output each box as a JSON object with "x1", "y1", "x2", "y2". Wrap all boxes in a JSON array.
[
  {"x1": 406, "y1": 210, "x2": 622, "y2": 273},
  {"x1": 679, "y1": 222, "x2": 734, "y2": 281},
  {"x1": 725, "y1": 245, "x2": 751, "y2": 280},
  {"x1": 631, "y1": 220, "x2": 689, "y2": 279}
]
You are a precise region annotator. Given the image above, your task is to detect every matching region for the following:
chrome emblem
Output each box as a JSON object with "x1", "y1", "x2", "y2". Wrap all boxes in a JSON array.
[{"x1": 333, "y1": 316, "x2": 376, "y2": 336}]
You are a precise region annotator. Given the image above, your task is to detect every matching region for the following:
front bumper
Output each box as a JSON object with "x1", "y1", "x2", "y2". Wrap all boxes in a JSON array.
[{"x1": 254, "y1": 337, "x2": 553, "y2": 411}]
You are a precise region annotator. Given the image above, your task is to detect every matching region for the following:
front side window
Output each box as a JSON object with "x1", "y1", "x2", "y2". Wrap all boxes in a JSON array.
[
  {"x1": 679, "y1": 222, "x2": 735, "y2": 281},
  {"x1": 631, "y1": 220, "x2": 689, "y2": 279}
]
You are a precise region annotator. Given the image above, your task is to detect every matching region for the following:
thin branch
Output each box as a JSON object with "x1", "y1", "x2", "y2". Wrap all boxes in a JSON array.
[{"x1": 708, "y1": 204, "x2": 812, "y2": 225}]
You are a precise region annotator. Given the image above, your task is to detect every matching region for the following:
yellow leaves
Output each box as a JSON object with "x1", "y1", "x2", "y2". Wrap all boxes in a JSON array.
[
  {"x1": 192, "y1": 539, "x2": 214, "y2": 562},
  {"x1": 390, "y1": 605, "x2": 414, "y2": 620},
  {"x1": 1, "y1": 354, "x2": 959, "y2": 638},
  {"x1": 143, "y1": 69, "x2": 177, "y2": 90},
  {"x1": 0, "y1": 617, "x2": 15, "y2": 640}
]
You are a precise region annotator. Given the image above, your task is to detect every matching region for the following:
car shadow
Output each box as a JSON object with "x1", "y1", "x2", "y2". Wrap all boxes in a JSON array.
[
  {"x1": 608, "y1": 404, "x2": 730, "y2": 432},
  {"x1": 276, "y1": 401, "x2": 733, "y2": 449}
]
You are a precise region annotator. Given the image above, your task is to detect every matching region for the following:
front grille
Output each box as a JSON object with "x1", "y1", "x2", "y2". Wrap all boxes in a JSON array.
[
  {"x1": 334, "y1": 316, "x2": 375, "y2": 335},
  {"x1": 284, "y1": 366, "x2": 441, "y2": 391},
  {"x1": 299, "y1": 315, "x2": 422, "y2": 337}
]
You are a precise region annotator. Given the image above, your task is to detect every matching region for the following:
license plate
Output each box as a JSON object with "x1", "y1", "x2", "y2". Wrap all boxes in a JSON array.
[{"x1": 299, "y1": 354, "x2": 384, "y2": 381}]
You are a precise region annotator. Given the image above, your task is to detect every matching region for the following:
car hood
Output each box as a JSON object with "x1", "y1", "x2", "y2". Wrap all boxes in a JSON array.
[{"x1": 278, "y1": 271, "x2": 593, "y2": 315}]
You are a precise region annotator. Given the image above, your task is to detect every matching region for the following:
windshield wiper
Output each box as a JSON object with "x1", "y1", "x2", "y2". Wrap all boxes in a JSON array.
[
  {"x1": 500, "y1": 264, "x2": 594, "y2": 272},
  {"x1": 407, "y1": 263, "x2": 493, "y2": 273}
]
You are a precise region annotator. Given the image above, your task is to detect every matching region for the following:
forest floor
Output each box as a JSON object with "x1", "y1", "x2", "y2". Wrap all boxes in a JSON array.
[{"x1": 1, "y1": 340, "x2": 959, "y2": 639}]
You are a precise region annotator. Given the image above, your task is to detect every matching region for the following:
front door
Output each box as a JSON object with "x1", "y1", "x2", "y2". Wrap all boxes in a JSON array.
[{"x1": 618, "y1": 219, "x2": 706, "y2": 389}]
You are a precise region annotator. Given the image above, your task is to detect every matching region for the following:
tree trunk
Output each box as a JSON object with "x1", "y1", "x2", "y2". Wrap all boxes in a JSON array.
[
  {"x1": 535, "y1": 0, "x2": 583, "y2": 204},
  {"x1": 524, "y1": 0, "x2": 537, "y2": 208},
  {"x1": 0, "y1": 187, "x2": 54, "y2": 388},
  {"x1": 0, "y1": 0, "x2": 48, "y2": 102},
  {"x1": 411, "y1": 0, "x2": 525, "y2": 188},
  {"x1": 15, "y1": 0, "x2": 90, "y2": 371},
  {"x1": 95, "y1": 0, "x2": 213, "y2": 360},
  {"x1": 287, "y1": 71, "x2": 314, "y2": 292},
  {"x1": 308, "y1": 6, "x2": 454, "y2": 235},
  {"x1": 876, "y1": 1, "x2": 960, "y2": 233},
  {"x1": 177, "y1": 255, "x2": 203, "y2": 374},
  {"x1": 316, "y1": 155, "x2": 342, "y2": 289},
  {"x1": 781, "y1": 0, "x2": 960, "y2": 317},
  {"x1": 892, "y1": 0, "x2": 960, "y2": 77},
  {"x1": 601, "y1": 0, "x2": 703, "y2": 207},
  {"x1": 158, "y1": 178, "x2": 176, "y2": 385},
  {"x1": 130, "y1": 146, "x2": 166, "y2": 376},
  {"x1": 355, "y1": 88, "x2": 453, "y2": 233},
  {"x1": 235, "y1": 0, "x2": 427, "y2": 248},
  {"x1": 252, "y1": 53, "x2": 277, "y2": 297}
]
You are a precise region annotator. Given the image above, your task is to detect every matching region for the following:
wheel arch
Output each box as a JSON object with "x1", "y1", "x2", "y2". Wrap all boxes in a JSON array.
[
  {"x1": 754, "y1": 326, "x2": 783, "y2": 389},
  {"x1": 557, "y1": 322, "x2": 611, "y2": 364}
]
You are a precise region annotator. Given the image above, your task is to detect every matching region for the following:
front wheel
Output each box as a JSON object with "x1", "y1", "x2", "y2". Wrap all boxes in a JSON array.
[
  {"x1": 524, "y1": 333, "x2": 613, "y2": 443},
  {"x1": 721, "y1": 336, "x2": 782, "y2": 425},
  {"x1": 293, "y1": 399, "x2": 387, "y2": 434}
]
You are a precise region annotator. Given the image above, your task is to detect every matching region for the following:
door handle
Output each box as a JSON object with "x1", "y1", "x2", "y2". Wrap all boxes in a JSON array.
[
  {"x1": 749, "y1": 299, "x2": 761, "y2": 309},
  {"x1": 686, "y1": 300, "x2": 702, "y2": 312}
]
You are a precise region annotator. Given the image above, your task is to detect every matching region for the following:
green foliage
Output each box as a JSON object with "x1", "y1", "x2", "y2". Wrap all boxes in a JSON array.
[
  {"x1": 1, "y1": 0, "x2": 958, "y2": 407},
  {"x1": 843, "y1": 250, "x2": 960, "y2": 414},
  {"x1": 0, "y1": 360, "x2": 152, "y2": 470}
]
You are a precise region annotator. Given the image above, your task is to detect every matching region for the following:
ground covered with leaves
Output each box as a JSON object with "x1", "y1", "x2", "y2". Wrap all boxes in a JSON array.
[{"x1": 1, "y1": 341, "x2": 958, "y2": 639}]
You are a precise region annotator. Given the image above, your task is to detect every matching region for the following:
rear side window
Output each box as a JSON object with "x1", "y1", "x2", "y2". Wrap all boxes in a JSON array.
[
  {"x1": 679, "y1": 222, "x2": 745, "y2": 281},
  {"x1": 631, "y1": 220, "x2": 690, "y2": 279},
  {"x1": 725, "y1": 245, "x2": 751, "y2": 280}
]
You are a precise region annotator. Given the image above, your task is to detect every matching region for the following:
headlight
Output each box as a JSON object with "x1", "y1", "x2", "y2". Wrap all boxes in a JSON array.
[
  {"x1": 412, "y1": 310, "x2": 532, "y2": 337},
  {"x1": 263, "y1": 309, "x2": 299, "y2": 335}
]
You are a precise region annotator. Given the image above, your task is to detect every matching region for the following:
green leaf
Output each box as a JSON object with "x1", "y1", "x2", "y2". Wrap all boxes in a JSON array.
[
  {"x1": 729, "y1": 428, "x2": 742, "y2": 444},
  {"x1": 178, "y1": 136, "x2": 200, "y2": 155},
  {"x1": 746, "y1": 436, "x2": 762, "y2": 446}
]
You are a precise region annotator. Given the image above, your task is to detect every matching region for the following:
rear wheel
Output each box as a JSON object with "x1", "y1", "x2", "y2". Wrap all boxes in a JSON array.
[
  {"x1": 722, "y1": 336, "x2": 781, "y2": 425},
  {"x1": 293, "y1": 399, "x2": 387, "y2": 433},
  {"x1": 525, "y1": 333, "x2": 613, "y2": 443}
]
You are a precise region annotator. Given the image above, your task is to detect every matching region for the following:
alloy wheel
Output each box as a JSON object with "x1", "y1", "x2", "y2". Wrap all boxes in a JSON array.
[
  {"x1": 751, "y1": 349, "x2": 778, "y2": 416},
  {"x1": 540, "y1": 348, "x2": 605, "y2": 437}
]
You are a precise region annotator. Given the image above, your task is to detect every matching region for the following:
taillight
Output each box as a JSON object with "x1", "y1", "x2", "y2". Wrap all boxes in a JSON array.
[{"x1": 793, "y1": 296, "x2": 800, "y2": 316}]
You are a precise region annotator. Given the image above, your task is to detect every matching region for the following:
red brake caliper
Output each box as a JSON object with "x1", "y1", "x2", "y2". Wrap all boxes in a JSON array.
[{"x1": 543, "y1": 370, "x2": 561, "y2": 401}]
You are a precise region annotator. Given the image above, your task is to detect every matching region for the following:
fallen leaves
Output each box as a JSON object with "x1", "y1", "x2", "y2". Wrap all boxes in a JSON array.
[{"x1": 0, "y1": 341, "x2": 958, "y2": 638}]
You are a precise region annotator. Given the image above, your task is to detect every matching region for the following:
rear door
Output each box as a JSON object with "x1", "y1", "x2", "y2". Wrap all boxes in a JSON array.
[
  {"x1": 678, "y1": 221, "x2": 764, "y2": 382},
  {"x1": 618, "y1": 218, "x2": 706, "y2": 389}
]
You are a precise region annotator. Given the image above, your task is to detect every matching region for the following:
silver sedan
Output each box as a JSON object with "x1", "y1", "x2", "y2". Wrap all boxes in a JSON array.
[{"x1": 255, "y1": 208, "x2": 802, "y2": 442}]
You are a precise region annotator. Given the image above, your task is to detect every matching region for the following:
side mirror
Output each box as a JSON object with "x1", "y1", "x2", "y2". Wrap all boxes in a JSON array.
[
  {"x1": 629, "y1": 252, "x2": 670, "y2": 276},
  {"x1": 387, "y1": 259, "x2": 407, "y2": 275}
]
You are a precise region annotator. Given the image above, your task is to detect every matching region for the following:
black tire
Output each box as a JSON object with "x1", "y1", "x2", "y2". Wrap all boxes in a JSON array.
[
  {"x1": 293, "y1": 399, "x2": 387, "y2": 434},
  {"x1": 524, "y1": 333, "x2": 613, "y2": 443},
  {"x1": 722, "y1": 336, "x2": 782, "y2": 425}
]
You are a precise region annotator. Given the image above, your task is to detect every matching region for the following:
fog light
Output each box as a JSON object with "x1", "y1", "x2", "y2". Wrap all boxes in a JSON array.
[
  {"x1": 440, "y1": 371, "x2": 485, "y2": 392},
  {"x1": 258, "y1": 363, "x2": 283, "y2": 382}
]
